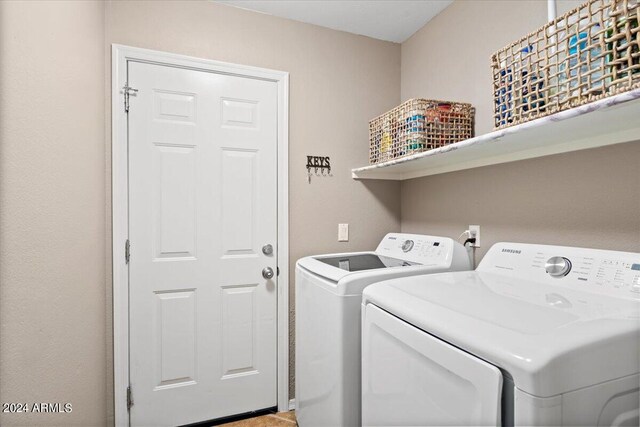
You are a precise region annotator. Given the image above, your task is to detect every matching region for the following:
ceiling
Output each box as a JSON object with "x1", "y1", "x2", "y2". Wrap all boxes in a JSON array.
[{"x1": 214, "y1": 1, "x2": 453, "y2": 43}]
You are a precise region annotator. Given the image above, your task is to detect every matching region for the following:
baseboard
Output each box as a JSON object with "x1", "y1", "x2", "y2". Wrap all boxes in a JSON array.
[{"x1": 288, "y1": 398, "x2": 296, "y2": 411}]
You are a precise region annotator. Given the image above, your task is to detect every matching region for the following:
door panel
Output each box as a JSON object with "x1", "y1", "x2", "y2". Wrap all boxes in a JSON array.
[
  {"x1": 154, "y1": 289, "x2": 196, "y2": 388},
  {"x1": 128, "y1": 61, "x2": 278, "y2": 427},
  {"x1": 221, "y1": 284, "x2": 259, "y2": 377},
  {"x1": 362, "y1": 303, "x2": 502, "y2": 426},
  {"x1": 221, "y1": 149, "x2": 257, "y2": 254},
  {"x1": 154, "y1": 144, "x2": 196, "y2": 260}
]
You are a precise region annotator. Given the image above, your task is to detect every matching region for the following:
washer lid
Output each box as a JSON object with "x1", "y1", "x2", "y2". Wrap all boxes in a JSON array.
[
  {"x1": 315, "y1": 253, "x2": 417, "y2": 272},
  {"x1": 363, "y1": 245, "x2": 640, "y2": 397},
  {"x1": 297, "y1": 251, "x2": 385, "y2": 283}
]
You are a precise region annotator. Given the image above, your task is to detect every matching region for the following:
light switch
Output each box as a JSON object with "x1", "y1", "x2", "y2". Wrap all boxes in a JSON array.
[{"x1": 338, "y1": 223, "x2": 349, "y2": 242}]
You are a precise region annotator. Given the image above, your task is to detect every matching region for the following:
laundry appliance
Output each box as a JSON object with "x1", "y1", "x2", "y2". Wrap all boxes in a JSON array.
[
  {"x1": 362, "y1": 242, "x2": 640, "y2": 426},
  {"x1": 295, "y1": 233, "x2": 471, "y2": 427}
]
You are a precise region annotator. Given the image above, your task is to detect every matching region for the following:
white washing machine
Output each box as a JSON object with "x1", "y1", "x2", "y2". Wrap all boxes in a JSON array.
[
  {"x1": 362, "y1": 242, "x2": 640, "y2": 427},
  {"x1": 295, "y1": 233, "x2": 471, "y2": 427}
]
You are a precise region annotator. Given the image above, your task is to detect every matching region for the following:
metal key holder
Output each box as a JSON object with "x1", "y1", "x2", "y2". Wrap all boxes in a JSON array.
[{"x1": 306, "y1": 155, "x2": 332, "y2": 183}]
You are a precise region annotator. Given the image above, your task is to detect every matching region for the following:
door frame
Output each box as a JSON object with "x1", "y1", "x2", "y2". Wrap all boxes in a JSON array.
[{"x1": 112, "y1": 44, "x2": 290, "y2": 426}]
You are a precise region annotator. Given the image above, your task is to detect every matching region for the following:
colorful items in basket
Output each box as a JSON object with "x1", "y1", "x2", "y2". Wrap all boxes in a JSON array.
[
  {"x1": 520, "y1": 46, "x2": 545, "y2": 114},
  {"x1": 373, "y1": 128, "x2": 382, "y2": 159},
  {"x1": 437, "y1": 102, "x2": 452, "y2": 120},
  {"x1": 495, "y1": 60, "x2": 514, "y2": 127},
  {"x1": 495, "y1": 46, "x2": 546, "y2": 127},
  {"x1": 559, "y1": 27, "x2": 605, "y2": 104},
  {"x1": 607, "y1": 15, "x2": 639, "y2": 80},
  {"x1": 380, "y1": 116, "x2": 393, "y2": 160},
  {"x1": 405, "y1": 110, "x2": 426, "y2": 153},
  {"x1": 404, "y1": 104, "x2": 460, "y2": 154},
  {"x1": 436, "y1": 103, "x2": 452, "y2": 146}
]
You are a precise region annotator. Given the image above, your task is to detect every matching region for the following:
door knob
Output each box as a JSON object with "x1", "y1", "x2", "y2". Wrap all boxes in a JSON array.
[
  {"x1": 262, "y1": 244, "x2": 273, "y2": 255},
  {"x1": 262, "y1": 267, "x2": 274, "y2": 280}
]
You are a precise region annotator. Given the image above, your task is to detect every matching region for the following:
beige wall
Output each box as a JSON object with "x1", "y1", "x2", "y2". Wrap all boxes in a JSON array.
[
  {"x1": 104, "y1": 0, "x2": 401, "y2": 414},
  {"x1": 402, "y1": 142, "x2": 640, "y2": 261},
  {"x1": 0, "y1": 1, "x2": 107, "y2": 426},
  {"x1": 400, "y1": 0, "x2": 640, "y2": 262}
]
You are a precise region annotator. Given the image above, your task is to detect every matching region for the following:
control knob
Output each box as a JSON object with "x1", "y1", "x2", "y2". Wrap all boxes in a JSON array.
[
  {"x1": 401, "y1": 240, "x2": 414, "y2": 252},
  {"x1": 545, "y1": 256, "x2": 572, "y2": 278}
]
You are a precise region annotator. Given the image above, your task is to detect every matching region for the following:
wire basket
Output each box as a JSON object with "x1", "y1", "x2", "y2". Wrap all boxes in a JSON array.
[
  {"x1": 492, "y1": 0, "x2": 639, "y2": 129},
  {"x1": 369, "y1": 99, "x2": 475, "y2": 164}
]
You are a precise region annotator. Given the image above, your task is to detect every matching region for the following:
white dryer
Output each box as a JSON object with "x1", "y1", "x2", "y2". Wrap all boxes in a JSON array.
[
  {"x1": 362, "y1": 242, "x2": 640, "y2": 426},
  {"x1": 295, "y1": 233, "x2": 471, "y2": 427}
]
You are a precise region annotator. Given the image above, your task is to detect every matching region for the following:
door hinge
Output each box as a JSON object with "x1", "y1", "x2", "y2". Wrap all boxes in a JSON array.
[
  {"x1": 125, "y1": 239, "x2": 130, "y2": 264},
  {"x1": 126, "y1": 385, "x2": 134, "y2": 410},
  {"x1": 123, "y1": 83, "x2": 138, "y2": 113}
]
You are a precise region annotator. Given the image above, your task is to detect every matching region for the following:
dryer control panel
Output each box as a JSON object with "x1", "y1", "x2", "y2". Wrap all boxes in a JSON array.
[
  {"x1": 479, "y1": 242, "x2": 640, "y2": 300},
  {"x1": 375, "y1": 233, "x2": 456, "y2": 266}
]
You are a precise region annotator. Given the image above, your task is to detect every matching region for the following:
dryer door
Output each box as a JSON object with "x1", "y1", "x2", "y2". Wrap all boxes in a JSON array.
[{"x1": 362, "y1": 303, "x2": 503, "y2": 426}]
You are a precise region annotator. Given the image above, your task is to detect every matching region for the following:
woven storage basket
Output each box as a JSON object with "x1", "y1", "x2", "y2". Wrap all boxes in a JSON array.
[
  {"x1": 369, "y1": 99, "x2": 475, "y2": 164},
  {"x1": 492, "y1": 0, "x2": 639, "y2": 129}
]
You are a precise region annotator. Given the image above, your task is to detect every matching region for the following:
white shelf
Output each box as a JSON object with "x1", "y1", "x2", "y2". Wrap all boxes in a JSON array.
[{"x1": 352, "y1": 89, "x2": 640, "y2": 181}]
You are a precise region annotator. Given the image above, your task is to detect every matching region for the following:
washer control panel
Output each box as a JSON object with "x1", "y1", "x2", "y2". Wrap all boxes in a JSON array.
[
  {"x1": 479, "y1": 242, "x2": 640, "y2": 300},
  {"x1": 376, "y1": 233, "x2": 454, "y2": 265}
]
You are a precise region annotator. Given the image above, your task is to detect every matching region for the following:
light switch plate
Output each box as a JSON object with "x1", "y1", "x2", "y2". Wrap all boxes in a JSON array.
[{"x1": 338, "y1": 223, "x2": 349, "y2": 242}]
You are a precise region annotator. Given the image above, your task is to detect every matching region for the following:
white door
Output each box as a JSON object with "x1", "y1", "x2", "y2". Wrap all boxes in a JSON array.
[
  {"x1": 362, "y1": 303, "x2": 503, "y2": 426},
  {"x1": 128, "y1": 61, "x2": 278, "y2": 426}
]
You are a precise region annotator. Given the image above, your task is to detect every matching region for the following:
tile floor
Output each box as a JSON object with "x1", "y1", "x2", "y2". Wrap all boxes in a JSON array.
[{"x1": 218, "y1": 411, "x2": 296, "y2": 426}]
